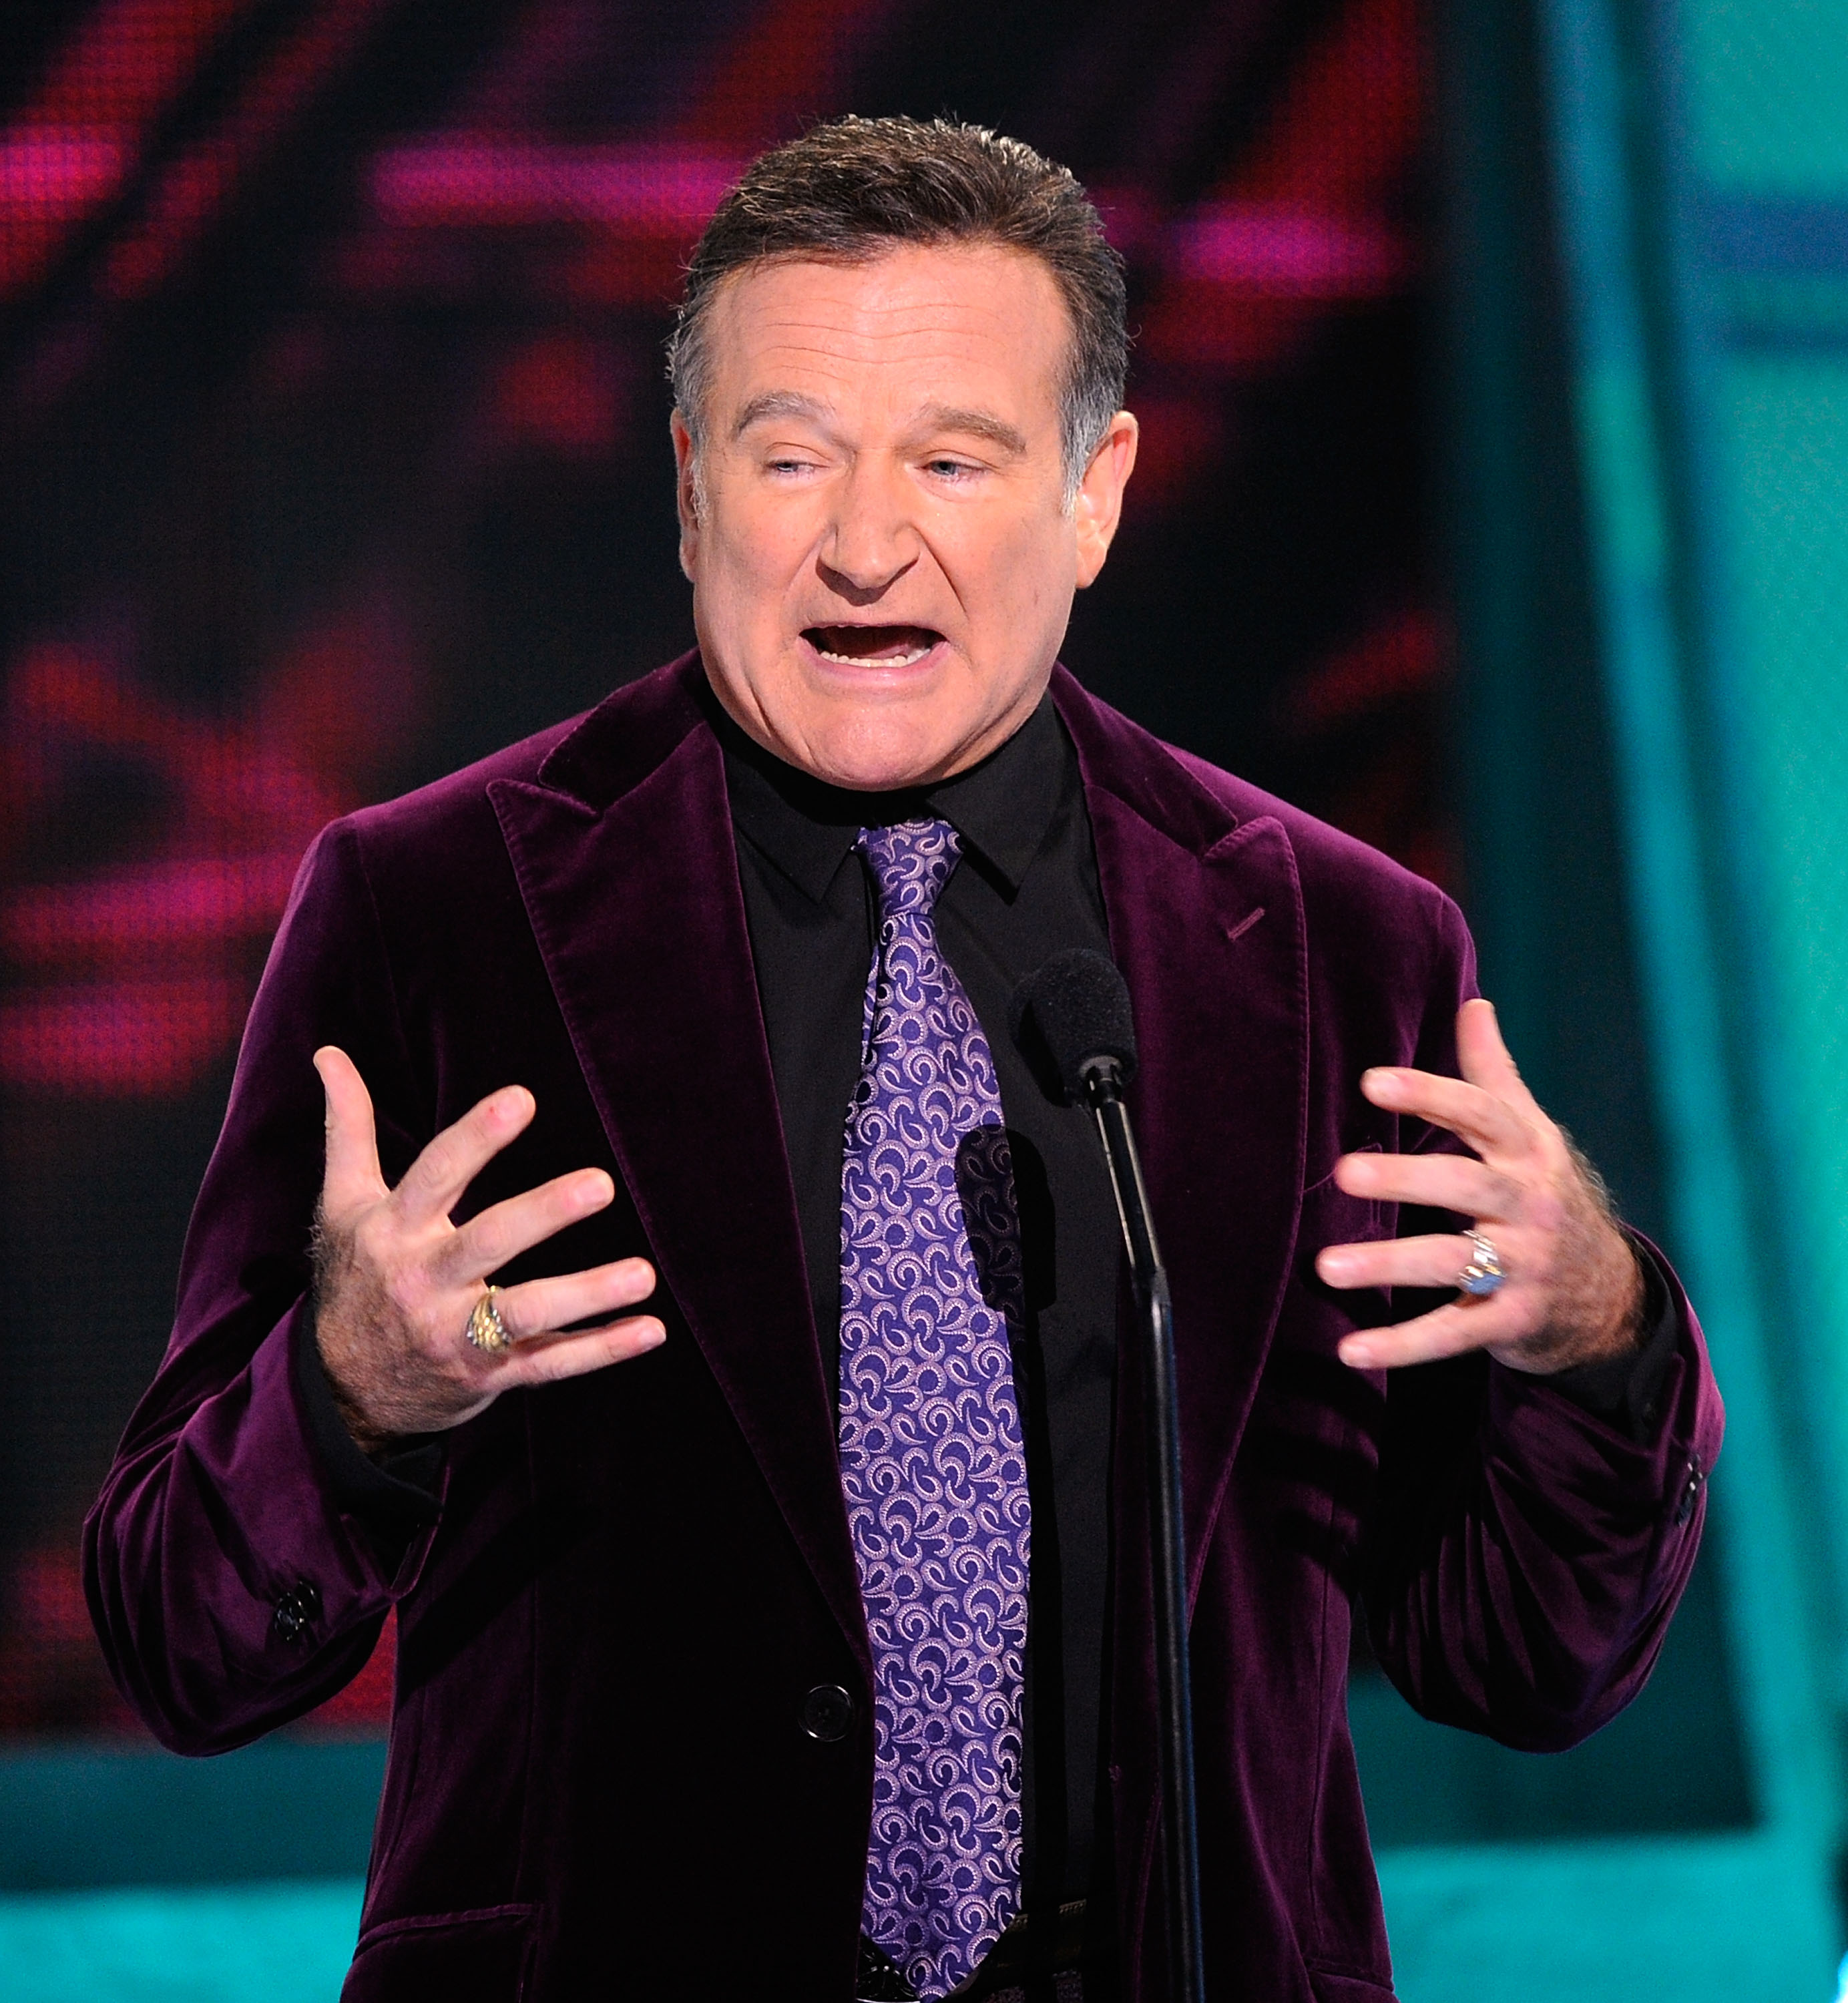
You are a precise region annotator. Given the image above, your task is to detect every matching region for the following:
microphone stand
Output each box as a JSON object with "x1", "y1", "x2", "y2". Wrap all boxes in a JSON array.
[{"x1": 1079, "y1": 1055, "x2": 1206, "y2": 2003}]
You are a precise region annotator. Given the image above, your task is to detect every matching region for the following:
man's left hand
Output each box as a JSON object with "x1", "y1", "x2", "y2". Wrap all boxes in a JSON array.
[{"x1": 1316, "y1": 998, "x2": 1644, "y2": 1375}]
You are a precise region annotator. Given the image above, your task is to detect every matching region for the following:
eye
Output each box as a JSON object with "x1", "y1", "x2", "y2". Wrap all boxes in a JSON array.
[{"x1": 923, "y1": 456, "x2": 982, "y2": 481}]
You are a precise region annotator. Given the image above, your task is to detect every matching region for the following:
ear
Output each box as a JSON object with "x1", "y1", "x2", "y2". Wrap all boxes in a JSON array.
[
  {"x1": 1073, "y1": 411, "x2": 1139, "y2": 589},
  {"x1": 670, "y1": 409, "x2": 701, "y2": 581}
]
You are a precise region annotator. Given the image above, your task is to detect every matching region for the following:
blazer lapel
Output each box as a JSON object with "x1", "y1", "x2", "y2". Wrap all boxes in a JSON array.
[
  {"x1": 481, "y1": 655, "x2": 1306, "y2": 1682},
  {"x1": 1052, "y1": 669, "x2": 1310, "y2": 1586},
  {"x1": 489, "y1": 660, "x2": 867, "y2": 1671}
]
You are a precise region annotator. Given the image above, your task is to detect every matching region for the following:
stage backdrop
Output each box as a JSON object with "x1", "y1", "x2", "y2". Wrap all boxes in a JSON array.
[{"x1": 0, "y1": 4, "x2": 1764, "y2": 1994}]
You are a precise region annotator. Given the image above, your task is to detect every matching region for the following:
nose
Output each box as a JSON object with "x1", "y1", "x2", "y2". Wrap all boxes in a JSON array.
[{"x1": 818, "y1": 456, "x2": 918, "y2": 602}]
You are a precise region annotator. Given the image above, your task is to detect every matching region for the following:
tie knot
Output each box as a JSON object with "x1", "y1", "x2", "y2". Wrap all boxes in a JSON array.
[{"x1": 858, "y1": 817, "x2": 960, "y2": 919}]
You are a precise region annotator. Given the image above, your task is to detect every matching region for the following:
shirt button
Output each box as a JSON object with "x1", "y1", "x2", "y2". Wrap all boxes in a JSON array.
[
  {"x1": 272, "y1": 1580, "x2": 321, "y2": 1643},
  {"x1": 801, "y1": 1684, "x2": 854, "y2": 1742}
]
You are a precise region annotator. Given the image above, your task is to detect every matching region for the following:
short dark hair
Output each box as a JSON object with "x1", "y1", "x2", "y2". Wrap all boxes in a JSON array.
[{"x1": 669, "y1": 116, "x2": 1128, "y2": 495}]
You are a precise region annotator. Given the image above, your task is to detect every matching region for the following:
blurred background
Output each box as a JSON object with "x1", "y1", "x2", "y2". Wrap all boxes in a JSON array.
[{"x1": 0, "y1": 0, "x2": 1842, "y2": 1996}]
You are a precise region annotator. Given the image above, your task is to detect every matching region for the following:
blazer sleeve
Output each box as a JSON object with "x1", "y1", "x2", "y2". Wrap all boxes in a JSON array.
[
  {"x1": 1359, "y1": 896, "x2": 1726, "y2": 1751},
  {"x1": 83, "y1": 818, "x2": 441, "y2": 1755}
]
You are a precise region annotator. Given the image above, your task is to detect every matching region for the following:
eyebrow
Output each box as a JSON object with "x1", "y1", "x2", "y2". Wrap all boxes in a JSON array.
[
  {"x1": 728, "y1": 393, "x2": 1029, "y2": 459},
  {"x1": 911, "y1": 404, "x2": 1029, "y2": 457},
  {"x1": 730, "y1": 390, "x2": 833, "y2": 440}
]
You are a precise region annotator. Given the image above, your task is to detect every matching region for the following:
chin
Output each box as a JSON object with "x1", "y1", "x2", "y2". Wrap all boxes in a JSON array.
[
  {"x1": 801, "y1": 726, "x2": 956, "y2": 792},
  {"x1": 788, "y1": 680, "x2": 971, "y2": 791}
]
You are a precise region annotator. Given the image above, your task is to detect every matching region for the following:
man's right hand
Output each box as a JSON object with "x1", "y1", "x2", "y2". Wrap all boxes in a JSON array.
[{"x1": 310, "y1": 1046, "x2": 665, "y2": 1457}]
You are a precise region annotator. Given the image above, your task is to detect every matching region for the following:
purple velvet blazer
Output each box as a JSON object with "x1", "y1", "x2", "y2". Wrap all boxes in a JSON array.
[{"x1": 85, "y1": 656, "x2": 1722, "y2": 2003}]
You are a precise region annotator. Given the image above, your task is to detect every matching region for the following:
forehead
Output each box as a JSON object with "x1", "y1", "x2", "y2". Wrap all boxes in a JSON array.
[{"x1": 702, "y1": 242, "x2": 1070, "y2": 421}]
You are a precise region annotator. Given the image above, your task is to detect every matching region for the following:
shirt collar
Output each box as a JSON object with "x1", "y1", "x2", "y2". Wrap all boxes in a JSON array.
[{"x1": 714, "y1": 688, "x2": 1070, "y2": 905}]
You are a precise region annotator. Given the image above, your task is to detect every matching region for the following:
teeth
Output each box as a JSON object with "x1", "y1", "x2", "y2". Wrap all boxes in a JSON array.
[{"x1": 813, "y1": 643, "x2": 933, "y2": 668}]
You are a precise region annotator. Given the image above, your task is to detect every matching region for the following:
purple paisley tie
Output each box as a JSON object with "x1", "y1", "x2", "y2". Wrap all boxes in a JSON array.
[{"x1": 839, "y1": 818, "x2": 1033, "y2": 2000}]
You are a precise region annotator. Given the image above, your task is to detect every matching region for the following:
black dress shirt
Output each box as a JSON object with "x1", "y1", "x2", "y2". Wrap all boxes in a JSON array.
[
  {"x1": 298, "y1": 680, "x2": 1682, "y2": 1921},
  {"x1": 717, "y1": 690, "x2": 1121, "y2": 1910},
  {"x1": 712, "y1": 684, "x2": 1680, "y2": 1911}
]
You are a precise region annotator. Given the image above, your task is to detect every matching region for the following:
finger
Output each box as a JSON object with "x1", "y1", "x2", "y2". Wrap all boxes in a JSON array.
[
  {"x1": 435, "y1": 1169, "x2": 618, "y2": 1287},
  {"x1": 478, "y1": 1257, "x2": 656, "y2": 1339},
  {"x1": 1455, "y1": 997, "x2": 1544, "y2": 1120},
  {"x1": 1359, "y1": 1064, "x2": 1536, "y2": 1162},
  {"x1": 395, "y1": 1083, "x2": 536, "y2": 1228},
  {"x1": 1333, "y1": 1149, "x2": 1521, "y2": 1219},
  {"x1": 1317, "y1": 1233, "x2": 1478, "y2": 1293},
  {"x1": 495, "y1": 1315, "x2": 667, "y2": 1386},
  {"x1": 1337, "y1": 1296, "x2": 1518, "y2": 1371},
  {"x1": 315, "y1": 1046, "x2": 387, "y2": 1214}
]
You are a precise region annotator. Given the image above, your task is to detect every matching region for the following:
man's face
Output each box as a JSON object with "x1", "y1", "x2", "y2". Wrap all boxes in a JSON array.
[{"x1": 673, "y1": 241, "x2": 1137, "y2": 790}]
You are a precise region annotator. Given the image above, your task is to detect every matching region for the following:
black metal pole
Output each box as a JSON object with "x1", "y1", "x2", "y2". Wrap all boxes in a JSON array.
[{"x1": 1084, "y1": 1063, "x2": 1206, "y2": 2003}]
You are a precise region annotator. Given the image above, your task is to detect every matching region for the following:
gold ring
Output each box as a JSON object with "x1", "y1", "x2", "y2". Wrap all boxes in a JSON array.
[{"x1": 466, "y1": 1286, "x2": 512, "y2": 1354}]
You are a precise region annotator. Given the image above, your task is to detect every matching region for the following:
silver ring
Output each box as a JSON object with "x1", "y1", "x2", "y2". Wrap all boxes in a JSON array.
[
  {"x1": 466, "y1": 1285, "x2": 511, "y2": 1353},
  {"x1": 1457, "y1": 1231, "x2": 1506, "y2": 1298}
]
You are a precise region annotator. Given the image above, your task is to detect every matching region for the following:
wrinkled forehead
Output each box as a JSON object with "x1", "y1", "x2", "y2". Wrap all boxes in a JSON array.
[{"x1": 698, "y1": 242, "x2": 1073, "y2": 432}]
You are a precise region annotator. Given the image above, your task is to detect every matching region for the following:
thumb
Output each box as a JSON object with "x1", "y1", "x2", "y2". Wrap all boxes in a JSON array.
[
  {"x1": 1455, "y1": 999, "x2": 1541, "y2": 1117},
  {"x1": 314, "y1": 1046, "x2": 387, "y2": 1215}
]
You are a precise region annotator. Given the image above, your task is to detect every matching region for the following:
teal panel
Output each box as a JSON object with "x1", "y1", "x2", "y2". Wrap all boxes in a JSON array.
[
  {"x1": 0, "y1": 1855, "x2": 1830, "y2": 2003},
  {"x1": 1715, "y1": 274, "x2": 1848, "y2": 347},
  {"x1": 1711, "y1": 355, "x2": 1848, "y2": 1564},
  {"x1": 1535, "y1": 0, "x2": 1837, "y2": 1859},
  {"x1": 1685, "y1": 1, "x2": 1848, "y2": 193},
  {"x1": 0, "y1": 1879, "x2": 363, "y2": 2003},
  {"x1": 0, "y1": 1741, "x2": 386, "y2": 1889},
  {"x1": 1349, "y1": 1542, "x2": 1751, "y2": 1843},
  {"x1": 1378, "y1": 1834, "x2": 1838, "y2": 2002}
]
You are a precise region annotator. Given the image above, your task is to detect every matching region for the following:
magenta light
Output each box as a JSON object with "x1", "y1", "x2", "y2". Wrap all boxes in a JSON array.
[
  {"x1": 0, "y1": 975, "x2": 246, "y2": 1094},
  {"x1": 1167, "y1": 203, "x2": 1407, "y2": 297},
  {"x1": 0, "y1": 132, "x2": 128, "y2": 214},
  {"x1": 370, "y1": 141, "x2": 745, "y2": 232},
  {"x1": 3, "y1": 854, "x2": 304, "y2": 960}
]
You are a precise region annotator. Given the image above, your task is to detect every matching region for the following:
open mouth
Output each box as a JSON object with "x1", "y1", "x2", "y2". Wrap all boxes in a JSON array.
[{"x1": 802, "y1": 624, "x2": 943, "y2": 669}]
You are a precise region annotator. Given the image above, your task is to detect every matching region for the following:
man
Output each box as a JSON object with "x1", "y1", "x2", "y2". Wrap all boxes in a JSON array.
[{"x1": 86, "y1": 119, "x2": 1719, "y2": 2003}]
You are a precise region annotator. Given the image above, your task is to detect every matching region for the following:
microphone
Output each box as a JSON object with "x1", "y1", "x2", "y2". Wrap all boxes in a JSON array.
[
  {"x1": 1008, "y1": 945, "x2": 1138, "y2": 1102},
  {"x1": 1010, "y1": 950, "x2": 1206, "y2": 2003}
]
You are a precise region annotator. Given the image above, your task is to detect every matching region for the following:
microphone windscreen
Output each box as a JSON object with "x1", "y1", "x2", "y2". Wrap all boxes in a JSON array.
[{"x1": 1009, "y1": 947, "x2": 1138, "y2": 1102}]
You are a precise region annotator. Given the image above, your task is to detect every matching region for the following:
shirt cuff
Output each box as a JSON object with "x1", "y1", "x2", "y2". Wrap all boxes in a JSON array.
[
  {"x1": 292, "y1": 1303, "x2": 444, "y2": 1549},
  {"x1": 1540, "y1": 1229, "x2": 1680, "y2": 1441}
]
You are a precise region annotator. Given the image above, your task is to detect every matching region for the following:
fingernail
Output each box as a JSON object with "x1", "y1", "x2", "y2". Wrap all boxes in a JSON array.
[
  {"x1": 1361, "y1": 1068, "x2": 1403, "y2": 1098},
  {"x1": 1319, "y1": 1249, "x2": 1357, "y2": 1281},
  {"x1": 1339, "y1": 1337, "x2": 1376, "y2": 1368},
  {"x1": 640, "y1": 1321, "x2": 666, "y2": 1349}
]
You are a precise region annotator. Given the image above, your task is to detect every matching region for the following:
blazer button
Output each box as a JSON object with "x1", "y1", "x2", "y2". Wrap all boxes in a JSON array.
[
  {"x1": 801, "y1": 1684, "x2": 854, "y2": 1742},
  {"x1": 1674, "y1": 1459, "x2": 1706, "y2": 1526},
  {"x1": 272, "y1": 1580, "x2": 321, "y2": 1644}
]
